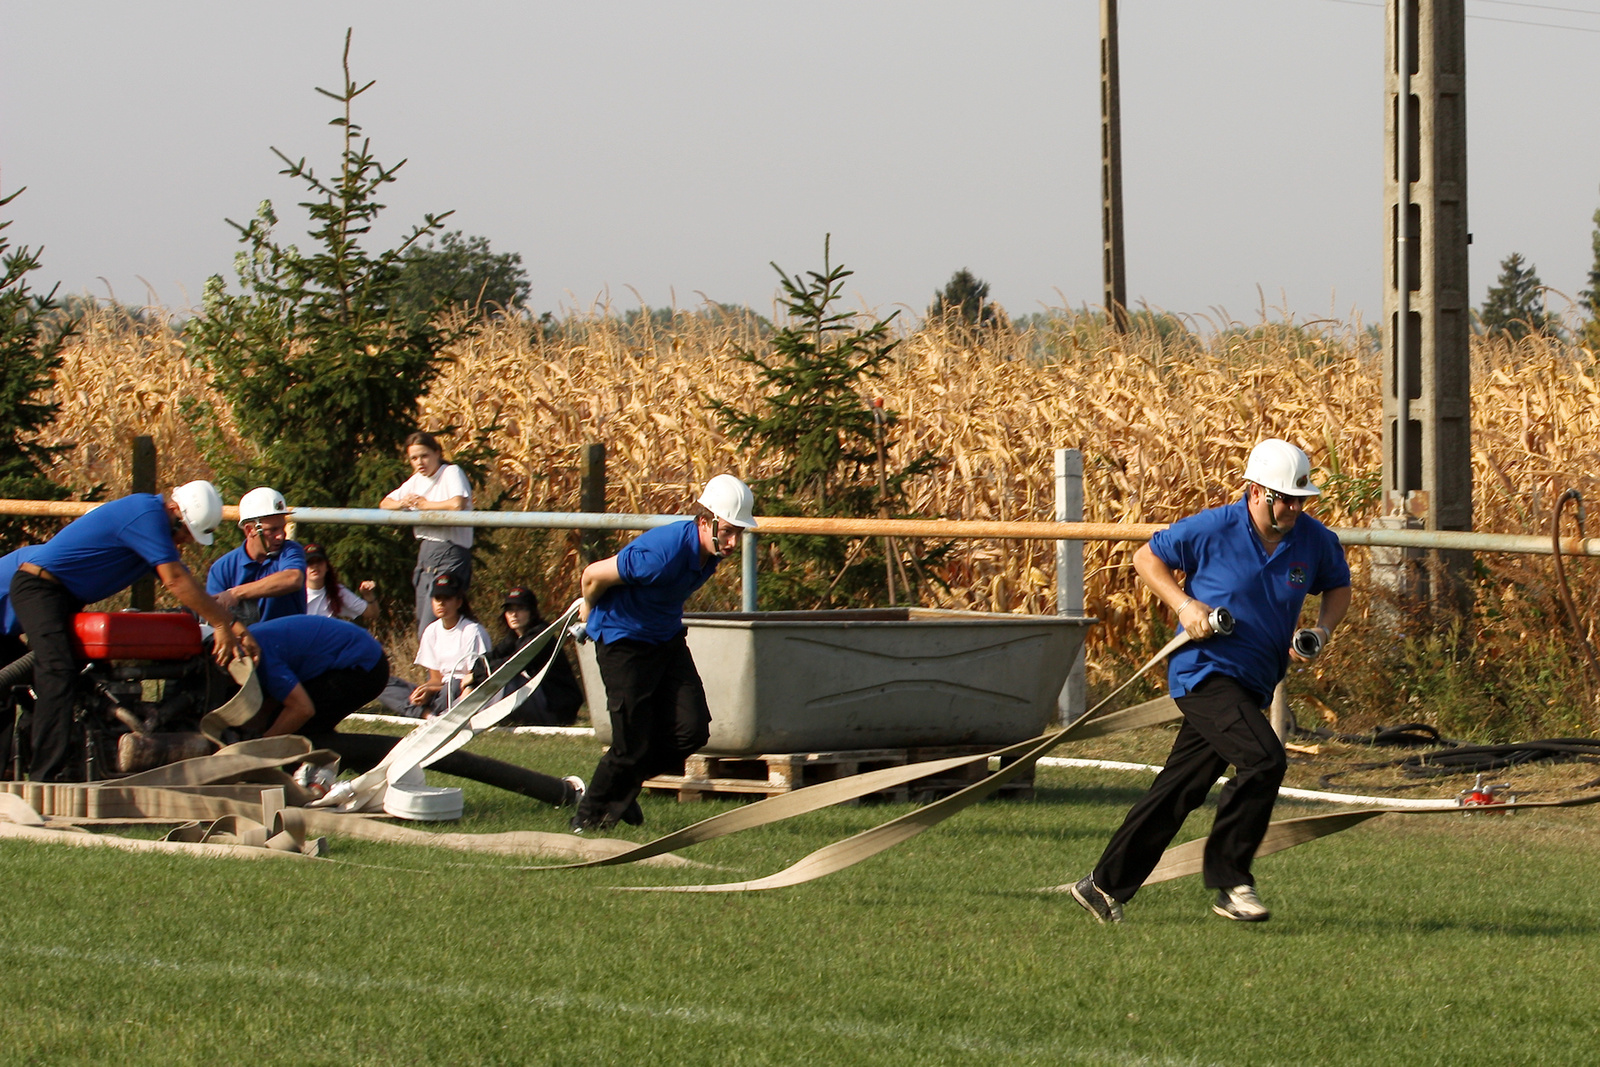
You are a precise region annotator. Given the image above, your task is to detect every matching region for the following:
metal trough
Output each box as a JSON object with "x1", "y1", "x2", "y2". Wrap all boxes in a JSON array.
[{"x1": 577, "y1": 607, "x2": 1095, "y2": 755}]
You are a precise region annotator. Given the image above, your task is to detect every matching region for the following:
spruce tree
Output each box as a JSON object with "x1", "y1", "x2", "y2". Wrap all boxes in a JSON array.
[
  {"x1": 1582, "y1": 198, "x2": 1600, "y2": 352},
  {"x1": 1479, "y1": 252, "x2": 1552, "y2": 339},
  {"x1": 187, "y1": 30, "x2": 485, "y2": 627},
  {"x1": 0, "y1": 188, "x2": 73, "y2": 543},
  {"x1": 707, "y1": 237, "x2": 939, "y2": 609},
  {"x1": 928, "y1": 268, "x2": 1000, "y2": 330}
]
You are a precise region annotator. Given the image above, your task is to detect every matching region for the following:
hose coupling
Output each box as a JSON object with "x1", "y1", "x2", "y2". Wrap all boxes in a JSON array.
[{"x1": 1292, "y1": 627, "x2": 1324, "y2": 658}]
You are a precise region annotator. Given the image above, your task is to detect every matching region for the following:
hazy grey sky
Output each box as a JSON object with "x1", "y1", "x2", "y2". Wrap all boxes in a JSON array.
[{"x1": 3, "y1": 1, "x2": 1598, "y2": 328}]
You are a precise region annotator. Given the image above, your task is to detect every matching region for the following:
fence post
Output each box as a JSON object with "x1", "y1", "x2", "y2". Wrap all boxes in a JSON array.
[
  {"x1": 578, "y1": 442, "x2": 606, "y2": 565},
  {"x1": 741, "y1": 530, "x2": 758, "y2": 613},
  {"x1": 1055, "y1": 448, "x2": 1086, "y2": 723},
  {"x1": 130, "y1": 436, "x2": 157, "y2": 610}
]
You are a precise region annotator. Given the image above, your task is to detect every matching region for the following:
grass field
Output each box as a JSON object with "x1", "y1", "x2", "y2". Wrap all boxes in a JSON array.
[{"x1": 3, "y1": 728, "x2": 1597, "y2": 1066}]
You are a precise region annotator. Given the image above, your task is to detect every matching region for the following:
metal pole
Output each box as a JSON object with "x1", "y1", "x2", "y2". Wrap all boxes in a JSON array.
[
  {"x1": 741, "y1": 530, "x2": 759, "y2": 613},
  {"x1": 1055, "y1": 449, "x2": 1087, "y2": 723},
  {"x1": 1, "y1": 499, "x2": 1595, "y2": 557}
]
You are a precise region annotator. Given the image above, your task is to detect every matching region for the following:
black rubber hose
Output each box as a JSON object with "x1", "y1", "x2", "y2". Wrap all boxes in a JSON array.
[
  {"x1": 0, "y1": 651, "x2": 36, "y2": 691},
  {"x1": 1551, "y1": 489, "x2": 1600, "y2": 692},
  {"x1": 307, "y1": 731, "x2": 576, "y2": 808}
]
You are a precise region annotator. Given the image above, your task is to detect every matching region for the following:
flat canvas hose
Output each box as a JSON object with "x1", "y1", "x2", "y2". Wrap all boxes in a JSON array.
[
  {"x1": 518, "y1": 627, "x2": 1198, "y2": 889},
  {"x1": 312, "y1": 599, "x2": 585, "y2": 815}
]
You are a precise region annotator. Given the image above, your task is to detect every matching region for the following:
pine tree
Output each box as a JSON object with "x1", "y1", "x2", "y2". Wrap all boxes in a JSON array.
[
  {"x1": 0, "y1": 188, "x2": 73, "y2": 543},
  {"x1": 1479, "y1": 252, "x2": 1552, "y2": 339},
  {"x1": 928, "y1": 268, "x2": 1000, "y2": 330},
  {"x1": 393, "y1": 230, "x2": 530, "y2": 318},
  {"x1": 187, "y1": 30, "x2": 489, "y2": 628},
  {"x1": 706, "y1": 237, "x2": 939, "y2": 609},
  {"x1": 1582, "y1": 198, "x2": 1600, "y2": 352}
]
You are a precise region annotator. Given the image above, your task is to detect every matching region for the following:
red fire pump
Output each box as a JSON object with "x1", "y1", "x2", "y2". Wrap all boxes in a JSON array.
[{"x1": 1, "y1": 611, "x2": 216, "y2": 781}]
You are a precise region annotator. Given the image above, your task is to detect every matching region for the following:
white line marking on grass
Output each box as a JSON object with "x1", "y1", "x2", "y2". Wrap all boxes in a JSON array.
[
  {"x1": 1038, "y1": 757, "x2": 1458, "y2": 808},
  {"x1": 3, "y1": 942, "x2": 1216, "y2": 1066}
]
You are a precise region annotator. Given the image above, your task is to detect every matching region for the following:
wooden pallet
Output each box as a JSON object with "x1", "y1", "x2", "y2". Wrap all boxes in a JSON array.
[{"x1": 642, "y1": 745, "x2": 1034, "y2": 803}]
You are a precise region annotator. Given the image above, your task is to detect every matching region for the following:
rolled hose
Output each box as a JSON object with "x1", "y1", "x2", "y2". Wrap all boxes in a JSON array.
[{"x1": 0, "y1": 651, "x2": 35, "y2": 691}]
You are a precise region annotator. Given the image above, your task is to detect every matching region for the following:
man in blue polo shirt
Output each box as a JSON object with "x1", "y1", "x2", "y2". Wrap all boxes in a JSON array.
[
  {"x1": 1070, "y1": 439, "x2": 1351, "y2": 924},
  {"x1": 570, "y1": 474, "x2": 757, "y2": 832},
  {"x1": 242, "y1": 615, "x2": 389, "y2": 738},
  {"x1": 206, "y1": 486, "x2": 307, "y2": 623},
  {"x1": 5, "y1": 483, "x2": 258, "y2": 781}
]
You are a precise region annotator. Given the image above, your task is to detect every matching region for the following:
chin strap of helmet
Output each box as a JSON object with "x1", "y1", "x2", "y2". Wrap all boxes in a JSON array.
[
  {"x1": 249, "y1": 521, "x2": 281, "y2": 561},
  {"x1": 1263, "y1": 487, "x2": 1288, "y2": 536},
  {"x1": 707, "y1": 516, "x2": 726, "y2": 558}
]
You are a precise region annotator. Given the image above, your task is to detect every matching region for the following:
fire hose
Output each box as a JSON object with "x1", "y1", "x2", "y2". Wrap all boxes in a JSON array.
[
  {"x1": 518, "y1": 611, "x2": 1235, "y2": 889},
  {"x1": 514, "y1": 602, "x2": 1600, "y2": 893},
  {"x1": 1552, "y1": 489, "x2": 1600, "y2": 693}
]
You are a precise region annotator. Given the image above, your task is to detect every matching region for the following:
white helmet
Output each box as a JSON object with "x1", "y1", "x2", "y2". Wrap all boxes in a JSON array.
[
  {"x1": 696, "y1": 474, "x2": 758, "y2": 529},
  {"x1": 171, "y1": 481, "x2": 223, "y2": 545},
  {"x1": 1243, "y1": 439, "x2": 1321, "y2": 497},
  {"x1": 238, "y1": 486, "x2": 291, "y2": 525}
]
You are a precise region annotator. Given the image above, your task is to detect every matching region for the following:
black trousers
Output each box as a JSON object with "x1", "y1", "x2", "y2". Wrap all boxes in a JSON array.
[
  {"x1": 299, "y1": 655, "x2": 391, "y2": 735},
  {"x1": 1091, "y1": 674, "x2": 1287, "y2": 901},
  {"x1": 8, "y1": 570, "x2": 87, "y2": 782},
  {"x1": 578, "y1": 633, "x2": 711, "y2": 827}
]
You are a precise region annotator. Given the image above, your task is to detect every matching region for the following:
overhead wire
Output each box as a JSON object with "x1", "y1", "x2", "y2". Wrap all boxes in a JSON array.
[{"x1": 1313, "y1": 0, "x2": 1600, "y2": 34}]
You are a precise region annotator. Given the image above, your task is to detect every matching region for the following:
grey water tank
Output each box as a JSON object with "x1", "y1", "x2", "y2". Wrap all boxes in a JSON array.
[{"x1": 578, "y1": 608, "x2": 1095, "y2": 755}]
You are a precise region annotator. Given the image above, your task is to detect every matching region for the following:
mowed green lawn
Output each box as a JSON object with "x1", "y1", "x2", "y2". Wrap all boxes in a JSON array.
[{"x1": 2, "y1": 729, "x2": 1597, "y2": 1067}]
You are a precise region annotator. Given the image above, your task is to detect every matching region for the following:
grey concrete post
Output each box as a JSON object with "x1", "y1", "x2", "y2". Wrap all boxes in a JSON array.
[
  {"x1": 1055, "y1": 449, "x2": 1087, "y2": 723},
  {"x1": 741, "y1": 530, "x2": 758, "y2": 613}
]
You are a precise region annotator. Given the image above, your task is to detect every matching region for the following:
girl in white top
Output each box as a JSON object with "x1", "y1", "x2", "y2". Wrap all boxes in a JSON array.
[
  {"x1": 302, "y1": 542, "x2": 379, "y2": 624},
  {"x1": 410, "y1": 572, "x2": 491, "y2": 716},
  {"x1": 379, "y1": 431, "x2": 475, "y2": 639}
]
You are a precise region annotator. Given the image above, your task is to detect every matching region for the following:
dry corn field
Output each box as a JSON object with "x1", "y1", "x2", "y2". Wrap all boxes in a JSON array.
[{"x1": 29, "y1": 306, "x2": 1600, "y2": 728}]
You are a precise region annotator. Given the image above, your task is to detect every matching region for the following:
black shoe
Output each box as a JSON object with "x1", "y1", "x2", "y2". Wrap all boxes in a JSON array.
[
  {"x1": 1069, "y1": 874, "x2": 1124, "y2": 924},
  {"x1": 620, "y1": 798, "x2": 644, "y2": 826}
]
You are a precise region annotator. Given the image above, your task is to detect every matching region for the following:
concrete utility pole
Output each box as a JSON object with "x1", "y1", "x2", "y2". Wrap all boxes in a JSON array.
[
  {"x1": 1100, "y1": 0, "x2": 1128, "y2": 332},
  {"x1": 1380, "y1": 0, "x2": 1473, "y2": 612}
]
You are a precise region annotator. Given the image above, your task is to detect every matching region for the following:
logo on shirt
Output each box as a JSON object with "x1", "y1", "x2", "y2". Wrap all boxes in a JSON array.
[{"x1": 1287, "y1": 564, "x2": 1308, "y2": 588}]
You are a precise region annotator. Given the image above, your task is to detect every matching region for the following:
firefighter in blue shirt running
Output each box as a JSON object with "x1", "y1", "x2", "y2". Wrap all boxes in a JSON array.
[
  {"x1": 205, "y1": 486, "x2": 307, "y2": 623},
  {"x1": 5, "y1": 483, "x2": 257, "y2": 781},
  {"x1": 1070, "y1": 439, "x2": 1352, "y2": 925},
  {"x1": 570, "y1": 475, "x2": 757, "y2": 832}
]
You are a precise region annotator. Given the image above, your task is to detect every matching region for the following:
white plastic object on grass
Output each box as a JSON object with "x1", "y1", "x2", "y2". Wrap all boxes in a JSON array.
[{"x1": 382, "y1": 766, "x2": 463, "y2": 821}]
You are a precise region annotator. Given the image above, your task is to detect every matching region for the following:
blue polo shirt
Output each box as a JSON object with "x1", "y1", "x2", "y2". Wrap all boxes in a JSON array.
[
  {"x1": 0, "y1": 545, "x2": 45, "y2": 635},
  {"x1": 28, "y1": 494, "x2": 181, "y2": 605},
  {"x1": 205, "y1": 540, "x2": 308, "y2": 621},
  {"x1": 587, "y1": 518, "x2": 718, "y2": 645},
  {"x1": 248, "y1": 615, "x2": 385, "y2": 703},
  {"x1": 1151, "y1": 494, "x2": 1349, "y2": 708}
]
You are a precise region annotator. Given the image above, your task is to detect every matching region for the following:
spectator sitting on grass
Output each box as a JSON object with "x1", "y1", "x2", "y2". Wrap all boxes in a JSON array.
[
  {"x1": 472, "y1": 586, "x2": 584, "y2": 727},
  {"x1": 408, "y1": 571, "x2": 490, "y2": 718}
]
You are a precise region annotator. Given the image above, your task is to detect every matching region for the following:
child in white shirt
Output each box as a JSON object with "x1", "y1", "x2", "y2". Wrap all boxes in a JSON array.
[{"x1": 410, "y1": 572, "x2": 491, "y2": 717}]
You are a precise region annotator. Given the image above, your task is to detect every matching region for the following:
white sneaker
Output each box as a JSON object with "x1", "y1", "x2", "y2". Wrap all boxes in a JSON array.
[
  {"x1": 562, "y1": 775, "x2": 586, "y2": 808},
  {"x1": 1213, "y1": 884, "x2": 1271, "y2": 922}
]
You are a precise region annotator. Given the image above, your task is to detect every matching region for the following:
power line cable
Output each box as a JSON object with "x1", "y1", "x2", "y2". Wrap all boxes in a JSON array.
[{"x1": 1316, "y1": 0, "x2": 1600, "y2": 34}]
